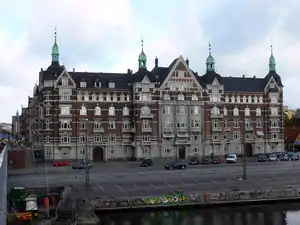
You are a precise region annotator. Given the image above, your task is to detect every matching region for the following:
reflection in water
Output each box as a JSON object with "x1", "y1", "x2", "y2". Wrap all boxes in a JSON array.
[{"x1": 97, "y1": 203, "x2": 300, "y2": 225}]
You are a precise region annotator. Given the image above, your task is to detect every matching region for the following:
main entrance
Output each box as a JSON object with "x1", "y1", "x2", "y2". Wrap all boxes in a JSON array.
[
  {"x1": 178, "y1": 147, "x2": 186, "y2": 159},
  {"x1": 244, "y1": 143, "x2": 253, "y2": 157},
  {"x1": 93, "y1": 147, "x2": 104, "y2": 162}
]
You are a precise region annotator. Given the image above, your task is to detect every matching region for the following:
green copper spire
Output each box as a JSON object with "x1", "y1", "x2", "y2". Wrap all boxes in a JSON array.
[
  {"x1": 51, "y1": 27, "x2": 59, "y2": 63},
  {"x1": 206, "y1": 43, "x2": 215, "y2": 72},
  {"x1": 138, "y1": 39, "x2": 147, "y2": 69},
  {"x1": 269, "y1": 45, "x2": 276, "y2": 72}
]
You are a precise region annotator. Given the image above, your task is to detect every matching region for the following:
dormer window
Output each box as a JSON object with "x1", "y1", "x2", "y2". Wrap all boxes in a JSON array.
[
  {"x1": 223, "y1": 108, "x2": 227, "y2": 116},
  {"x1": 178, "y1": 94, "x2": 185, "y2": 101},
  {"x1": 113, "y1": 94, "x2": 118, "y2": 101},
  {"x1": 256, "y1": 108, "x2": 261, "y2": 116},
  {"x1": 237, "y1": 96, "x2": 241, "y2": 103},
  {"x1": 80, "y1": 81, "x2": 87, "y2": 88},
  {"x1": 191, "y1": 94, "x2": 198, "y2": 101},
  {"x1": 62, "y1": 77, "x2": 68, "y2": 86},
  {"x1": 225, "y1": 96, "x2": 229, "y2": 103},
  {"x1": 94, "y1": 82, "x2": 102, "y2": 88},
  {"x1": 163, "y1": 93, "x2": 171, "y2": 101},
  {"x1": 109, "y1": 82, "x2": 115, "y2": 88},
  {"x1": 270, "y1": 82, "x2": 275, "y2": 88}
]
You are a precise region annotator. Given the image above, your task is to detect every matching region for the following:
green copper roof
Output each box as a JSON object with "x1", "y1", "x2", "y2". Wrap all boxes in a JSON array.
[
  {"x1": 206, "y1": 43, "x2": 215, "y2": 71},
  {"x1": 138, "y1": 39, "x2": 147, "y2": 69},
  {"x1": 51, "y1": 30, "x2": 59, "y2": 63},
  {"x1": 269, "y1": 45, "x2": 276, "y2": 72}
]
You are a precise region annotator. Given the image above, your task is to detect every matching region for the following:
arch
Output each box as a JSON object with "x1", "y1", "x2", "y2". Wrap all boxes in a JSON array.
[
  {"x1": 233, "y1": 107, "x2": 239, "y2": 116},
  {"x1": 108, "y1": 106, "x2": 115, "y2": 116},
  {"x1": 93, "y1": 147, "x2": 104, "y2": 162},
  {"x1": 191, "y1": 94, "x2": 198, "y2": 101},
  {"x1": 80, "y1": 105, "x2": 87, "y2": 115},
  {"x1": 225, "y1": 96, "x2": 229, "y2": 103},
  {"x1": 178, "y1": 94, "x2": 185, "y2": 100},
  {"x1": 178, "y1": 146, "x2": 186, "y2": 159},
  {"x1": 98, "y1": 94, "x2": 104, "y2": 101},
  {"x1": 113, "y1": 94, "x2": 118, "y2": 101},
  {"x1": 231, "y1": 96, "x2": 235, "y2": 103},
  {"x1": 245, "y1": 107, "x2": 250, "y2": 116},
  {"x1": 141, "y1": 106, "x2": 150, "y2": 114},
  {"x1": 163, "y1": 93, "x2": 170, "y2": 100},
  {"x1": 256, "y1": 108, "x2": 261, "y2": 116},
  {"x1": 223, "y1": 107, "x2": 227, "y2": 116},
  {"x1": 244, "y1": 143, "x2": 253, "y2": 157},
  {"x1": 123, "y1": 106, "x2": 129, "y2": 116},
  {"x1": 94, "y1": 106, "x2": 101, "y2": 115}
]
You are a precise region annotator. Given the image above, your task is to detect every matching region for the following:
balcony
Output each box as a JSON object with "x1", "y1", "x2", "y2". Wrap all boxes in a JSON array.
[
  {"x1": 270, "y1": 138, "x2": 280, "y2": 143},
  {"x1": 245, "y1": 126, "x2": 253, "y2": 131},
  {"x1": 212, "y1": 127, "x2": 222, "y2": 132},
  {"x1": 94, "y1": 127, "x2": 104, "y2": 133},
  {"x1": 211, "y1": 113, "x2": 223, "y2": 119},
  {"x1": 122, "y1": 127, "x2": 131, "y2": 133},
  {"x1": 163, "y1": 127, "x2": 173, "y2": 132},
  {"x1": 175, "y1": 138, "x2": 191, "y2": 145},
  {"x1": 176, "y1": 127, "x2": 188, "y2": 132},
  {"x1": 58, "y1": 142, "x2": 72, "y2": 147},
  {"x1": 190, "y1": 127, "x2": 201, "y2": 132},
  {"x1": 270, "y1": 113, "x2": 280, "y2": 118},
  {"x1": 140, "y1": 113, "x2": 153, "y2": 119},
  {"x1": 122, "y1": 139, "x2": 132, "y2": 145},
  {"x1": 142, "y1": 140, "x2": 152, "y2": 145},
  {"x1": 212, "y1": 139, "x2": 223, "y2": 144},
  {"x1": 142, "y1": 127, "x2": 152, "y2": 133},
  {"x1": 270, "y1": 126, "x2": 280, "y2": 129}
]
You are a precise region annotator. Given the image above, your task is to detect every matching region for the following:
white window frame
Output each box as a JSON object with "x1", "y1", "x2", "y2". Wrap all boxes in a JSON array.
[
  {"x1": 94, "y1": 106, "x2": 101, "y2": 115},
  {"x1": 108, "y1": 121, "x2": 116, "y2": 129},
  {"x1": 61, "y1": 77, "x2": 68, "y2": 86},
  {"x1": 256, "y1": 108, "x2": 261, "y2": 116},
  {"x1": 80, "y1": 105, "x2": 87, "y2": 115},
  {"x1": 60, "y1": 133, "x2": 70, "y2": 143},
  {"x1": 245, "y1": 108, "x2": 250, "y2": 116},
  {"x1": 123, "y1": 107, "x2": 129, "y2": 116},
  {"x1": 94, "y1": 134, "x2": 102, "y2": 143},
  {"x1": 109, "y1": 82, "x2": 115, "y2": 88},
  {"x1": 80, "y1": 81, "x2": 87, "y2": 88},
  {"x1": 233, "y1": 107, "x2": 239, "y2": 116},
  {"x1": 108, "y1": 106, "x2": 115, "y2": 116}
]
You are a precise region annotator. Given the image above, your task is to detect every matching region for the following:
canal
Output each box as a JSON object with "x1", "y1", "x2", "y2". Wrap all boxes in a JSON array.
[{"x1": 96, "y1": 203, "x2": 300, "y2": 225}]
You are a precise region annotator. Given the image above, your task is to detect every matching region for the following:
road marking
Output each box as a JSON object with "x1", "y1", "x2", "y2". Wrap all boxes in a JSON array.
[
  {"x1": 116, "y1": 185, "x2": 124, "y2": 192},
  {"x1": 98, "y1": 185, "x2": 105, "y2": 192},
  {"x1": 165, "y1": 180, "x2": 173, "y2": 187},
  {"x1": 211, "y1": 179, "x2": 218, "y2": 184},
  {"x1": 133, "y1": 184, "x2": 138, "y2": 189},
  {"x1": 150, "y1": 183, "x2": 156, "y2": 189}
]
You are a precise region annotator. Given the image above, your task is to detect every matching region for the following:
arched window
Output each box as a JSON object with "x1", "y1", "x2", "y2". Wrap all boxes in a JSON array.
[
  {"x1": 191, "y1": 94, "x2": 198, "y2": 101},
  {"x1": 92, "y1": 93, "x2": 97, "y2": 101},
  {"x1": 237, "y1": 96, "x2": 241, "y2": 103},
  {"x1": 231, "y1": 96, "x2": 235, "y2": 103},
  {"x1": 243, "y1": 96, "x2": 247, "y2": 103},
  {"x1": 256, "y1": 108, "x2": 261, "y2": 116},
  {"x1": 163, "y1": 93, "x2": 171, "y2": 100},
  {"x1": 123, "y1": 106, "x2": 129, "y2": 116},
  {"x1": 254, "y1": 96, "x2": 258, "y2": 103},
  {"x1": 113, "y1": 94, "x2": 118, "y2": 101},
  {"x1": 108, "y1": 106, "x2": 115, "y2": 116},
  {"x1": 211, "y1": 106, "x2": 219, "y2": 115},
  {"x1": 126, "y1": 94, "x2": 130, "y2": 101},
  {"x1": 141, "y1": 106, "x2": 151, "y2": 115},
  {"x1": 259, "y1": 96, "x2": 263, "y2": 103},
  {"x1": 245, "y1": 107, "x2": 250, "y2": 116},
  {"x1": 223, "y1": 107, "x2": 227, "y2": 116},
  {"x1": 233, "y1": 107, "x2": 239, "y2": 116},
  {"x1": 178, "y1": 94, "x2": 185, "y2": 101},
  {"x1": 84, "y1": 93, "x2": 89, "y2": 101},
  {"x1": 120, "y1": 94, "x2": 125, "y2": 101},
  {"x1": 98, "y1": 94, "x2": 103, "y2": 101},
  {"x1": 94, "y1": 106, "x2": 101, "y2": 115},
  {"x1": 80, "y1": 105, "x2": 87, "y2": 115},
  {"x1": 106, "y1": 93, "x2": 111, "y2": 101},
  {"x1": 247, "y1": 96, "x2": 251, "y2": 103},
  {"x1": 225, "y1": 96, "x2": 229, "y2": 103}
]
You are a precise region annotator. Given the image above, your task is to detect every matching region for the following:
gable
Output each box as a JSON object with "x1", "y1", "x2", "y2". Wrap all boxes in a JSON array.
[
  {"x1": 161, "y1": 56, "x2": 202, "y2": 90},
  {"x1": 212, "y1": 77, "x2": 219, "y2": 86},
  {"x1": 55, "y1": 69, "x2": 76, "y2": 87},
  {"x1": 141, "y1": 75, "x2": 150, "y2": 84},
  {"x1": 264, "y1": 76, "x2": 280, "y2": 93}
]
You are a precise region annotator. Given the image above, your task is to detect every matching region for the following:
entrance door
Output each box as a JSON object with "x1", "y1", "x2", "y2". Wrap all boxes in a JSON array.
[
  {"x1": 178, "y1": 147, "x2": 186, "y2": 159},
  {"x1": 244, "y1": 143, "x2": 253, "y2": 157},
  {"x1": 93, "y1": 147, "x2": 104, "y2": 162}
]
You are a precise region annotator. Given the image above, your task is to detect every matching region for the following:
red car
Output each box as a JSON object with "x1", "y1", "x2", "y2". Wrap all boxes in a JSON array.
[{"x1": 52, "y1": 160, "x2": 70, "y2": 167}]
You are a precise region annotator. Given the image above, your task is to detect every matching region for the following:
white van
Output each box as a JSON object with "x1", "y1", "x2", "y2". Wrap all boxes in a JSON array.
[{"x1": 226, "y1": 154, "x2": 237, "y2": 163}]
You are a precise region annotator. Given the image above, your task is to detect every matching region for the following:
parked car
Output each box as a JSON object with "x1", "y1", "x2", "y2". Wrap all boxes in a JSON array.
[
  {"x1": 140, "y1": 158, "x2": 153, "y2": 167},
  {"x1": 226, "y1": 154, "x2": 237, "y2": 163},
  {"x1": 165, "y1": 161, "x2": 187, "y2": 170},
  {"x1": 72, "y1": 161, "x2": 92, "y2": 170},
  {"x1": 202, "y1": 156, "x2": 211, "y2": 164},
  {"x1": 268, "y1": 153, "x2": 277, "y2": 162},
  {"x1": 211, "y1": 156, "x2": 220, "y2": 164},
  {"x1": 257, "y1": 154, "x2": 268, "y2": 162},
  {"x1": 189, "y1": 156, "x2": 200, "y2": 165},
  {"x1": 52, "y1": 160, "x2": 70, "y2": 167},
  {"x1": 291, "y1": 153, "x2": 300, "y2": 161},
  {"x1": 281, "y1": 154, "x2": 290, "y2": 161}
]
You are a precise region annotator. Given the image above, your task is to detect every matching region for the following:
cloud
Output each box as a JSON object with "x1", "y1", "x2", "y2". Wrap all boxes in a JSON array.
[{"x1": 0, "y1": 0, "x2": 299, "y2": 122}]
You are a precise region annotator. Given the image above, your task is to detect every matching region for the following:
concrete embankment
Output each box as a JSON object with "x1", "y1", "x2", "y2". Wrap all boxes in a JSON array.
[{"x1": 91, "y1": 185, "x2": 300, "y2": 211}]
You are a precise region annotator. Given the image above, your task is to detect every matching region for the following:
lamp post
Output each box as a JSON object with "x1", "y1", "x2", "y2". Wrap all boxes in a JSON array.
[
  {"x1": 85, "y1": 118, "x2": 90, "y2": 189},
  {"x1": 242, "y1": 116, "x2": 247, "y2": 180}
]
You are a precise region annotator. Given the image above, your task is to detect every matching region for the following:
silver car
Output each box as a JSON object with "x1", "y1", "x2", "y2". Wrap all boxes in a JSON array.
[{"x1": 268, "y1": 154, "x2": 277, "y2": 161}]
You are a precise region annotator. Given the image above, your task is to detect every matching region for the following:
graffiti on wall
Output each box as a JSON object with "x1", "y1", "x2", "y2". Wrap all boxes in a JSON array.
[{"x1": 143, "y1": 193, "x2": 188, "y2": 205}]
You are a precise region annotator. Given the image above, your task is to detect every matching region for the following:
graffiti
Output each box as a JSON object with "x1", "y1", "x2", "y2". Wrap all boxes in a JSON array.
[
  {"x1": 143, "y1": 193, "x2": 187, "y2": 205},
  {"x1": 189, "y1": 192, "x2": 204, "y2": 202},
  {"x1": 216, "y1": 191, "x2": 241, "y2": 201}
]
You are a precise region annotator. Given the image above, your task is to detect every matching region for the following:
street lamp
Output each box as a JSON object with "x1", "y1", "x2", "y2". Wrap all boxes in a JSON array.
[
  {"x1": 241, "y1": 116, "x2": 247, "y2": 180},
  {"x1": 84, "y1": 118, "x2": 90, "y2": 189}
]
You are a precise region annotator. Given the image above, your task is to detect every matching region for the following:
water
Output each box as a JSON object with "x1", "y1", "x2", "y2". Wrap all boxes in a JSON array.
[{"x1": 96, "y1": 203, "x2": 300, "y2": 225}]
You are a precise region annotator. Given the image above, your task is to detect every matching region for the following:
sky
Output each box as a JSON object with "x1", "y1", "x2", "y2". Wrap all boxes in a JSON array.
[{"x1": 0, "y1": 0, "x2": 300, "y2": 123}]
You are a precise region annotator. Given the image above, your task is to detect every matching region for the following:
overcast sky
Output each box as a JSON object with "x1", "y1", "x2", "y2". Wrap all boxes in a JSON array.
[{"x1": 1, "y1": 0, "x2": 299, "y2": 123}]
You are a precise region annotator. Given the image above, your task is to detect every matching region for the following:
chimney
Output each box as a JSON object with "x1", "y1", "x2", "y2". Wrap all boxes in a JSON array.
[
  {"x1": 73, "y1": 68, "x2": 75, "y2": 72},
  {"x1": 253, "y1": 75, "x2": 256, "y2": 78},
  {"x1": 243, "y1": 75, "x2": 245, "y2": 78},
  {"x1": 127, "y1": 69, "x2": 132, "y2": 75},
  {"x1": 186, "y1": 58, "x2": 189, "y2": 66},
  {"x1": 40, "y1": 68, "x2": 43, "y2": 71},
  {"x1": 155, "y1": 57, "x2": 158, "y2": 68}
]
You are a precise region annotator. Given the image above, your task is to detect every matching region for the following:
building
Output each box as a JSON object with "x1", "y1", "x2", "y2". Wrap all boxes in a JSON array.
[
  {"x1": 283, "y1": 106, "x2": 295, "y2": 120},
  {"x1": 17, "y1": 33, "x2": 284, "y2": 161},
  {"x1": 12, "y1": 111, "x2": 20, "y2": 139}
]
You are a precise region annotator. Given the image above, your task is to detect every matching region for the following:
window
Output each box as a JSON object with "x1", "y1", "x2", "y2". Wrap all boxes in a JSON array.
[
  {"x1": 259, "y1": 96, "x2": 263, "y2": 103},
  {"x1": 126, "y1": 94, "x2": 130, "y2": 101},
  {"x1": 256, "y1": 108, "x2": 261, "y2": 116},
  {"x1": 211, "y1": 106, "x2": 219, "y2": 115},
  {"x1": 94, "y1": 82, "x2": 101, "y2": 88},
  {"x1": 243, "y1": 96, "x2": 247, "y2": 103},
  {"x1": 270, "y1": 82, "x2": 275, "y2": 88},
  {"x1": 92, "y1": 94, "x2": 97, "y2": 101},
  {"x1": 143, "y1": 120, "x2": 151, "y2": 129},
  {"x1": 236, "y1": 96, "x2": 240, "y2": 103},
  {"x1": 143, "y1": 135, "x2": 151, "y2": 142},
  {"x1": 211, "y1": 96, "x2": 218, "y2": 102},
  {"x1": 60, "y1": 106, "x2": 70, "y2": 115},
  {"x1": 213, "y1": 134, "x2": 218, "y2": 140},
  {"x1": 109, "y1": 147, "x2": 115, "y2": 155},
  {"x1": 223, "y1": 108, "x2": 227, "y2": 116},
  {"x1": 80, "y1": 121, "x2": 85, "y2": 129},
  {"x1": 213, "y1": 120, "x2": 219, "y2": 128},
  {"x1": 106, "y1": 94, "x2": 111, "y2": 101},
  {"x1": 79, "y1": 133, "x2": 86, "y2": 142},
  {"x1": 61, "y1": 77, "x2": 68, "y2": 86},
  {"x1": 45, "y1": 136, "x2": 50, "y2": 143},
  {"x1": 233, "y1": 132, "x2": 239, "y2": 139},
  {"x1": 84, "y1": 93, "x2": 89, "y2": 101},
  {"x1": 164, "y1": 120, "x2": 173, "y2": 128},
  {"x1": 94, "y1": 121, "x2": 102, "y2": 129},
  {"x1": 234, "y1": 119, "x2": 239, "y2": 128},
  {"x1": 109, "y1": 82, "x2": 115, "y2": 88},
  {"x1": 94, "y1": 106, "x2": 101, "y2": 115},
  {"x1": 46, "y1": 107, "x2": 50, "y2": 115},
  {"x1": 191, "y1": 106, "x2": 199, "y2": 115},
  {"x1": 123, "y1": 121, "x2": 130, "y2": 129},
  {"x1": 108, "y1": 133, "x2": 116, "y2": 142},
  {"x1": 231, "y1": 96, "x2": 235, "y2": 103},
  {"x1": 80, "y1": 81, "x2": 87, "y2": 88},
  {"x1": 271, "y1": 133, "x2": 277, "y2": 139},
  {"x1": 191, "y1": 94, "x2": 198, "y2": 100},
  {"x1": 225, "y1": 96, "x2": 229, "y2": 103},
  {"x1": 108, "y1": 121, "x2": 116, "y2": 129},
  {"x1": 108, "y1": 106, "x2": 115, "y2": 116},
  {"x1": 62, "y1": 151, "x2": 68, "y2": 156},
  {"x1": 177, "y1": 106, "x2": 187, "y2": 114},
  {"x1": 123, "y1": 106, "x2": 129, "y2": 116},
  {"x1": 247, "y1": 96, "x2": 251, "y2": 103},
  {"x1": 256, "y1": 119, "x2": 262, "y2": 128},
  {"x1": 60, "y1": 133, "x2": 70, "y2": 143},
  {"x1": 254, "y1": 96, "x2": 258, "y2": 103},
  {"x1": 80, "y1": 149, "x2": 85, "y2": 155},
  {"x1": 80, "y1": 105, "x2": 87, "y2": 115},
  {"x1": 164, "y1": 148, "x2": 171, "y2": 154},
  {"x1": 193, "y1": 147, "x2": 198, "y2": 153},
  {"x1": 270, "y1": 96, "x2": 278, "y2": 104},
  {"x1": 141, "y1": 106, "x2": 151, "y2": 115},
  {"x1": 177, "y1": 122, "x2": 186, "y2": 128},
  {"x1": 94, "y1": 134, "x2": 102, "y2": 143},
  {"x1": 99, "y1": 94, "x2": 104, "y2": 101},
  {"x1": 163, "y1": 106, "x2": 172, "y2": 114},
  {"x1": 113, "y1": 94, "x2": 118, "y2": 101},
  {"x1": 270, "y1": 107, "x2": 278, "y2": 115},
  {"x1": 245, "y1": 107, "x2": 250, "y2": 116},
  {"x1": 233, "y1": 107, "x2": 239, "y2": 116},
  {"x1": 60, "y1": 92, "x2": 70, "y2": 101},
  {"x1": 191, "y1": 120, "x2": 200, "y2": 128},
  {"x1": 45, "y1": 120, "x2": 50, "y2": 129},
  {"x1": 244, "y1": 119, "x2": 250, "y2": 128},
  {"x1": 60, "y1": 121, "x2": 71, "y2": 129},
  {"x1": 141, "y1": 93, "x2": 151, "y2": 101},
  {"x1": 142, "y1": 147, "x2": 149, "y2": 154},
  {"x1": 271, "y1": 120, "x2": 278, "y2": 127},
  {"x1": 178, "y1": 94, "x2": 185, "y2": 100}
]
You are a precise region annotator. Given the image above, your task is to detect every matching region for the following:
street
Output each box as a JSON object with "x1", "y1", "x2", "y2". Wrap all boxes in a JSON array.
[{"x1": 7, "y1": 160, "x2": 300, "y2": 198}]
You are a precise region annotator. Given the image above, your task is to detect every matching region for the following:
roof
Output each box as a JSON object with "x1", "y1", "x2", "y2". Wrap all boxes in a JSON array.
[{"x1": 222, "y1": 76, "x2": 266, "y2": 92}]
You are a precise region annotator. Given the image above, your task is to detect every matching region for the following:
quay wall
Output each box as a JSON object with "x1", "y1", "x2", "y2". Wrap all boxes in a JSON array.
[{"x1": 91, "y1": 185, "x2": 300, "y2": 211}]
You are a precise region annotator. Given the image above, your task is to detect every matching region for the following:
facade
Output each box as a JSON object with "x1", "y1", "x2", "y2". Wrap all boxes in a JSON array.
[{"x1": 17, "y1": 34, "x2": 284, "y2": 161}]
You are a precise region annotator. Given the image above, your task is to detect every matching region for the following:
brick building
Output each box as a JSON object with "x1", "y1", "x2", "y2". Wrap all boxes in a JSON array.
[{"x1": 17, "y1": 34, "x2": 284, "y2": 161}]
